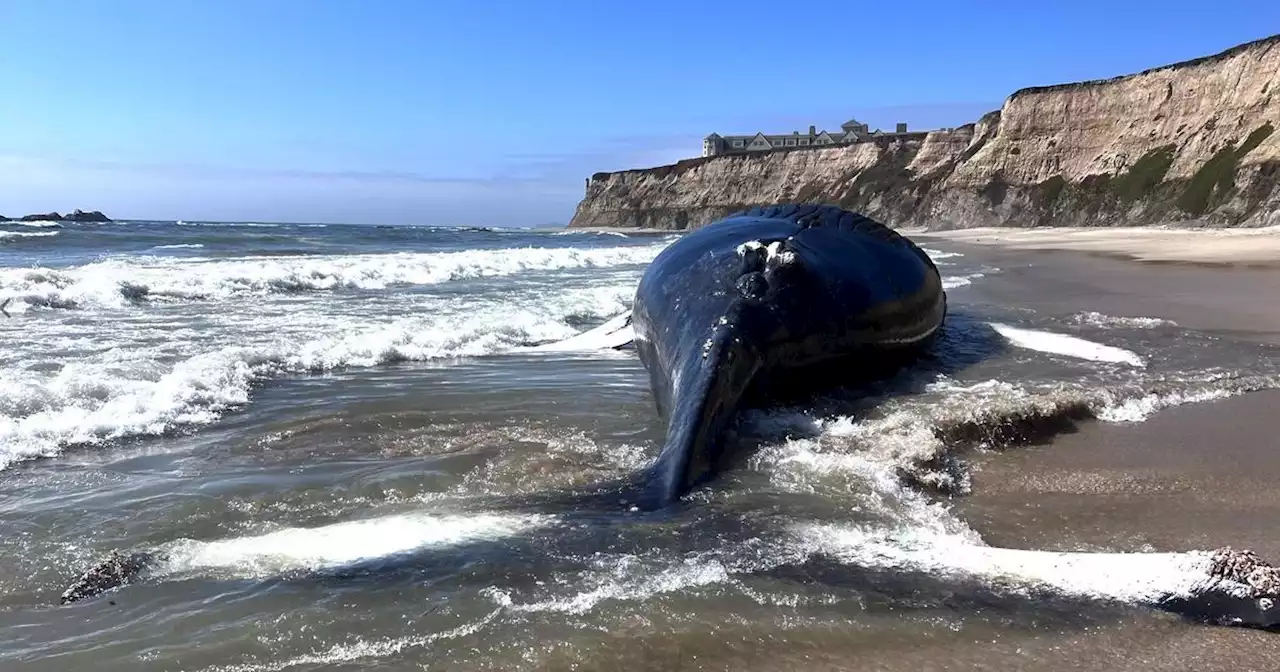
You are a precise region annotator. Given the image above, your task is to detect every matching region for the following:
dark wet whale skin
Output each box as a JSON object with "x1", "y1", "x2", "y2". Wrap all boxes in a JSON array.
[{"x1": 631, "y1": 205, "x2": 946, "y2": 508}]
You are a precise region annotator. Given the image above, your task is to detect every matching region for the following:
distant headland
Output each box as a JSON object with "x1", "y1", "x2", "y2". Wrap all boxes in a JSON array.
[{"x1": 0, "y1": 209, "x2": 112, "y2": 223}]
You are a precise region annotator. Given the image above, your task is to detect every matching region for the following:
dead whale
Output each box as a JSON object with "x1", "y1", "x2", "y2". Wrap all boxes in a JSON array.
[{"x1": 629, "y1": 204, "x2": 946, "y2": 508}]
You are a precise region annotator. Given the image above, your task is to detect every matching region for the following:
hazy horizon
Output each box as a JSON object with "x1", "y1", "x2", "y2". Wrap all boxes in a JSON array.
[{"x1": 3, "y1": 0, "x2": 1277, "y2": 226}]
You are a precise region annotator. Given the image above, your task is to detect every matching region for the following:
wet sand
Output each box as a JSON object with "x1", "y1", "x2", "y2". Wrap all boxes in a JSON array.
[
  {"x1": 926, "y1": 238, "x2": 1280, "y2": 345},
  {"x1": 905, "y1": 240, "x2": 1280, "y2": 670},
  {"x1": 915, "y1": 226, "x2": 1280, "y2": 267}
]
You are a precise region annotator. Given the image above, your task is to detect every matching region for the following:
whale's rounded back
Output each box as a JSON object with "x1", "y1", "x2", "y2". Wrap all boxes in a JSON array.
[{"x1": 630, "y1": 204, "x2": 946, "y2": 506}]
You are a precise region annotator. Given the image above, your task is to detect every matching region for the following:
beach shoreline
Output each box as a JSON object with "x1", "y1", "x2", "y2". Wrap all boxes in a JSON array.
[
  {"x1": 913, "y1": 241, "x2": 1280, "y2": 671},
  {"x1": 913, "y1": 225, "x2": 1280, "y2": 267}
]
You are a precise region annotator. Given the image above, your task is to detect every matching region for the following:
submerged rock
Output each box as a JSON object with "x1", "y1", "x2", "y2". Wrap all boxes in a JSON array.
[{"x1": 61, "y1": 550, "x2": 157, "y2": 604}]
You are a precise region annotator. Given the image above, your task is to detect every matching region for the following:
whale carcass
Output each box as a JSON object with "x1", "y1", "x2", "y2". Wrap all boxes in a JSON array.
[{"x1": 629, "y1": 204, "x2": 946, "y2": 508}]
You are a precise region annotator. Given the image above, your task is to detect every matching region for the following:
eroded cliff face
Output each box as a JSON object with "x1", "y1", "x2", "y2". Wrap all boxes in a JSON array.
[{"x1": 570, "y1": 35, "x2": 1280, "y2": 230}]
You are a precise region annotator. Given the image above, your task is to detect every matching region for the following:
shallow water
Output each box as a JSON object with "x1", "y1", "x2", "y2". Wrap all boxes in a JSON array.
[{"x1": 2, "y1": 219, "x2": 1277, "y2": 670}]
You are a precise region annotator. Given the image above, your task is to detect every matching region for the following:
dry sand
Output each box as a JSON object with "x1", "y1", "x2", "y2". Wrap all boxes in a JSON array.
[{"x1": 914, "y1": 225, "x2": 1280, "y2": 266}]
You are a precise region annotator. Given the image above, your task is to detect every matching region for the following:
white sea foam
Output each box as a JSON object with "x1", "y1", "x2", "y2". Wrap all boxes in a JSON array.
[
  {"x1": 923, "y1": 247, "x2": 962, "y2": 260},
  {"x1": 1072, "y1": 311, "x2": 1176, "y2": 329},
  {"x1": 0, "y1": 230, "x2": 59, "y2": 240},
  {"x1": 942, "y1": 272, "x2": 984, "y2": 289},
  {"x1": 157, "y1": 512, "x2": 554, "y2": 578},
  {"x1": 206, "y1": 607, "x2": 507, "y2": 671},
  {"x1": 10, "y1": 220, "x2": 62, "y2": 228},
  {"x1": 149, "y1": 243, "x2": 204, "y2": 250},
  {"x1": 494, "y1": 555, "x2": 734, "y2": 616},
  {"x1": 553, "y1": 229, "x2": 630, "y2": 237},
  {"x1": 989, "y1": 322, "x2": 1146, "y2": 367},
  {"x1": 0, "y1": 243, "x2": 667, "y2": 311},
  {"x1": 1096, "y1": 387, "x2": 1234, "y2": 423},
  {"x1": 0, "y1": 283, "x2": 638, "y2": 469}
]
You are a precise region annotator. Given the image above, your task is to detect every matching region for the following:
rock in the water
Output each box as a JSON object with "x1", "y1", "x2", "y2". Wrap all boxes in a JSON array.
[
  {"x1": 61, "y1": 550, "x2": 155, "y2": 604},
  {"x1": 19, "y1": 212, "x2": 63, "y2": 222},
  {"x1": 65, "y1": 209, "x2": 111, "y2": 222}
]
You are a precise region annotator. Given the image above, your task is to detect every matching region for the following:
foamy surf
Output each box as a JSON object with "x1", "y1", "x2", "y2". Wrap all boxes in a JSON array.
[
  {"x1": 0, "y1": 241, "x2": 668, "y2": 311},
  {"x1": 989, "y1": 322, "x2": 1146, "y2": 367},
  {"x1": 0, "y1": 284, "x2": 637, "y2": 470},
  {"x1": 923, "y1": 247, "x2": 963, "y2": 260},
  {"x1": 1072, "y1": 311, "x2": 1176, "y2": 329},
  {"x1": 0, "y1": 230, "x2": 59, "y2": 240},
  {"x1": 942, "y1": 272, "x2": 984, "y2": 289}
]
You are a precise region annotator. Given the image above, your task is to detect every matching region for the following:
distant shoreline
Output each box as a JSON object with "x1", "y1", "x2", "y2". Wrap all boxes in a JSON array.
[
  {"x1": 0, "y1": 210, "x2": 111, "y2": 223},
  {"x1": 915, "y1": 225, "x2": 1280, "y2": 268}
]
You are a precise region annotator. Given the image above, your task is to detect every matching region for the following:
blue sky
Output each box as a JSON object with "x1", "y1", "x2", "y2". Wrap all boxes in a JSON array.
[{"x1": 1, "y1": 1, "x2": 1275, "y2": 225}]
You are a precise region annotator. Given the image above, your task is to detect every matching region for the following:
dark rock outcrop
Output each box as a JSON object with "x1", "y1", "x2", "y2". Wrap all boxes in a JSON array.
[
  {"x1": 65, "y1": 209, "x2": 111, "y2": 222},
  {"x1": 19, "y1": 212, "x2": 63, "y2": 222},
  {"x1": 9, "y1": 209, "x2": 112, "y2": 223}
]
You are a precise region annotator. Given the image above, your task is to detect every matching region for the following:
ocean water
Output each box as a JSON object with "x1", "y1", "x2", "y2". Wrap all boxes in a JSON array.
[{"x1": 1, "y1": 218, "x2": 1278, "y2": 670}]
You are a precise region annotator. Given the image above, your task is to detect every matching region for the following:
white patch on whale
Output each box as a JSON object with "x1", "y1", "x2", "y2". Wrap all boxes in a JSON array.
[
  {"x1": 154, "y1": 512, "x2": 556, "y2": 578},
  {"x1": 989, "y1": 322, "x2": 1146, "y2": 367},
  {"x1": 527, "y1": 311, "x2": 634, "y2": 352},
  {"x1": 736, "y1": 239, "x2": 796, "y2": 266},
  {"x1": 793, "y1": 523, "x2": 1262, "y2": 610}
]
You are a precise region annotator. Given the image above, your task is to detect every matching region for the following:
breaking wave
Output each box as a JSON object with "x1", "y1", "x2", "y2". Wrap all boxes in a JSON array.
[
  {"x1": 0, "y1": 230, "x2": 59, "y2": 241},
  {"x1": 0, "y1": 243, "x2": 668, "y2": 312},
  {"x1": 0, "y1": 285, "x2": 637, "y2": 470}
]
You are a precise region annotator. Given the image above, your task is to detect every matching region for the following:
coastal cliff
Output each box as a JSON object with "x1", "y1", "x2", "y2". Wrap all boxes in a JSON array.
[{"x1": 570, "y1": 34, "x2": 1280, "y2": 230}]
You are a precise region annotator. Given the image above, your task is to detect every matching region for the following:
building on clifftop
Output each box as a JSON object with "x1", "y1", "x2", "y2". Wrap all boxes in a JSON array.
[{"x1": 702, "y1": 118, "x2": 920, "y2": 157}]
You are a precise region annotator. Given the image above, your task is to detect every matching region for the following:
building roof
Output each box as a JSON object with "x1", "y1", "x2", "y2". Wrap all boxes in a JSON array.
[
  {"x1": 704, "y1": 133, "x2": 722, "y2": 140},
  {"x1": 840, "y1": 118, "x2": 866, "y2": 129}
]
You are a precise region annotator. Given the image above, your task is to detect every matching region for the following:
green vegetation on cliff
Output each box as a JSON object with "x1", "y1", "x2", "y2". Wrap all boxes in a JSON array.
[{"x1": 1178, "y1": 123, "x2": 1274, "y2": 216}]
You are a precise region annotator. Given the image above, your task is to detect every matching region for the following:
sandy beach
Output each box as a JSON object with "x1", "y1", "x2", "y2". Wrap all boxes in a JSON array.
[
  {"x1": 893, "y1": 230, "x2": 1280, "y2": 671},
  {"x1": 915, "y1": 226, "x2": 1280, "y2": 267}
]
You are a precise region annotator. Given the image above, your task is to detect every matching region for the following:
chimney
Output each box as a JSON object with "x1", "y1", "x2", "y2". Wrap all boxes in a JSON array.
[
  {"x1": 896, "y1": 122, "x2": 908, "y2": 133},
  {"x1": 808, "y1": 125, "x2": 816, "y2": 135}
]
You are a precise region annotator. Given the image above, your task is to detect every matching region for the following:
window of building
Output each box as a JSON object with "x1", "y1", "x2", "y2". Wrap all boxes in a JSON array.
[
  {"x1": 786, "y1": 139, "x2": 796, "y2": 146},
  {"x1": 799, "y1": 139, "x2": 809, "y2": 145},
  {"x1": 732, "y1": 140, "x2": 744, "y2": 148}
]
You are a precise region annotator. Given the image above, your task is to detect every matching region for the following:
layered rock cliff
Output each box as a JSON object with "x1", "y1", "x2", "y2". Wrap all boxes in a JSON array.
[{"x1": 570, "y1": 34, "x2": 1280, "y2": 229}]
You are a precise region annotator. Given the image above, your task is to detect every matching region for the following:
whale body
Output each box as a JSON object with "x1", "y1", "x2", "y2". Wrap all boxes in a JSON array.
[{"x1": 630, "y1": 204, "x2": 946, "y2": 508}]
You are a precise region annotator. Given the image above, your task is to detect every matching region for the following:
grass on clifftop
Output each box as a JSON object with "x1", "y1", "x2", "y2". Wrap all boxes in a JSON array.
[{"x1": 1178, "y1": 122, "x2": 1274, "y2": 216}]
